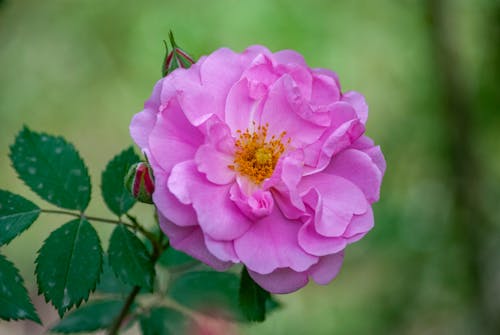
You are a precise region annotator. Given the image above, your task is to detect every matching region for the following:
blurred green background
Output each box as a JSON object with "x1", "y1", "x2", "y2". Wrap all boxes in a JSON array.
[{"x1": 1, "y1": 0, "x2": 499, "y2": 334}]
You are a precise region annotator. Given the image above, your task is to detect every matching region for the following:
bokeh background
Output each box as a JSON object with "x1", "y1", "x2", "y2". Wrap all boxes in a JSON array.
[{"x1": 1, "y1": 0, "x2": 499, "y2": 334}]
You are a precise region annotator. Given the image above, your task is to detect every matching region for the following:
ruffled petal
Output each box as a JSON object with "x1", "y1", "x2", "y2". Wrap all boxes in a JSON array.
[
  {"x1": 204, "y1": 235, "x2": 239, "y2": 263},
  {"x1": 342, "y1": 91, "x2": 368, "y2": 124},
  {"x1": 300, "y1": 174, "x2": 368, "y2": 237},
  {"x1": 158, "y1": 213, "x2": 232, "y2": 271},
  {"x1": 234, "y1": 208, "x2": 318, "y2": 274},
  {"x1": 325, "y1": 148, "x2": 382, "y2": 203},
  {"x1": 298, "y1": 220, "x2": 347, "y2": 256},
  {"x1": 168, "y1": 160, "x2": 251, "y2": 240},
  {"x1": 149, "y1": 99, "x2": 203, "y2": 172},
  {"x1": 344, "y1": 207, "x2": 374, "y2": 239},
  {"x1": 308, "y1": 252, "x2": 344, "y2": 285},
  {"x1": 153, "y1": 169, "x2": 197, "y2": 227},
  {"x1": 248, "y1": 268, "x2": 309, "y2": 294},
  {"x1": 351, "y1": 136, "x2": 386, "y2": 175},
  {"x1": 195, "y1": 144, "x2": 235, "y2": 185}
]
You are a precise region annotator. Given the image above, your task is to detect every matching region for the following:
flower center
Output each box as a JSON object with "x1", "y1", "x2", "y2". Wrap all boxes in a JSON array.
[{"x1": 229, "y1": 123, "x2": 289, "y2": 185}]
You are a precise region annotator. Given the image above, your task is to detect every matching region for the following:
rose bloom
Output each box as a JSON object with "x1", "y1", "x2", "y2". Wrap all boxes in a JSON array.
[{"x1": 130, "y1": 46, "x2": 385, "y2": 293}]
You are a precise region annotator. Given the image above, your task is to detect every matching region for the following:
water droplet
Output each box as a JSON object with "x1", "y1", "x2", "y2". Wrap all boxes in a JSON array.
[
  {"x1": 28, "y1": 167, "x2": 36, "y2": 175},
  {"x1": 48, "y1": 281, "x2": 56, "y2": 288},
  {"x1": 37, "y1": 182, "x2": 43, "y2": 189},
  {"x1": 55, "y1": 147, "x2": 63, "y2": 154},
  {"x1": 17, "y1": 310, "x2": 27, "y2": 318},
  {"x1": 41, "y1": 135, "x2": 48, "y2": 142},
  {"x1": 71, "y1": 169, "x2": 82, "y2": 176},
  {"x1": 62, "y1": 288, "x2": 70, "y2": 307}
]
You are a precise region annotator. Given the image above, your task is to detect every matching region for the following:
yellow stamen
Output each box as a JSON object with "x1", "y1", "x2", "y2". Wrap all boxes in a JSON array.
[{"x1": 229, "y1": 123, "x2": 289, "y2": 185}]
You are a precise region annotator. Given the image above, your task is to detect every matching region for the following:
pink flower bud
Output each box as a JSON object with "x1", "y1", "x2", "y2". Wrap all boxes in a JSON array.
[
  {"x1": 124, "y1": 162, "x2": 155, "y2": 204},
  {"x1": 162, "y1": 31, "x2": 195, "y2": 77}
]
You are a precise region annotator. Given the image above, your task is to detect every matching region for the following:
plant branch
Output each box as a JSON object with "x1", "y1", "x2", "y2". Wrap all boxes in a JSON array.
[
  {"x1": 108, "y1": 285, "x2": 141, "y2": 335},
  {"x1": 41, "y1": 209, "x2": 134, "y2": 230}
]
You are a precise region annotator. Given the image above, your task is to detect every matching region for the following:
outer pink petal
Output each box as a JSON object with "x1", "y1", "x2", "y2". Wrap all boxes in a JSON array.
[
  {"x1": 234, "y1": 208, "x2": 318, "y2": 274},
  {"x1": 312, "y1": 68, "x2": 341, "y2": 92},
  {"x1": 342, "y1": 91, "x2": 368, "y2": 124},
  {"x1": 351, "y1": 136, "x2": 386, "y2": 175},
  {"x1": 158, "y1": 213, "x2": 231, "y2": 271},
  {"x1": 311, "y1": 72, "x2": 341, "y2": 106},
  {"x1": 148, "y1": 99, "x2": 203, "y2": 172},
  {"x1": 344, "y1": 207, "x2": 374, "y2": 239},
  {"x1": 298, "y1": 221, "x2": 347, "y2": 256},
  {"x1": 130, "y1": 79, "x2": 163, "y2": 149},
  {"x1": 248, "y1": 268, "x2": 309, "y2": 294},
  {"x1": 204, "y1": 235, "x2": 239, "y2": 263},
  {"x1": 273, "y1": 49, "x2": 308, "y2": 66},
  {"x1": 308, "y1": 252, "x2": 344, "y2": 285},
  {"x1": 168, "y1": 160, "x2": 251, "y2": 240},
  {"x1": 153, "y1": 170, "x2": 197, "y2": 227},
  {"x1": 195, "y1": 144, "x2": 235, "y2": 185},
  {"x1": 325, "y1": 148, "x2": 382, "y2": 203},
  {"x1": 300, "y1": 174, "x2": 368, "y2": 237}
]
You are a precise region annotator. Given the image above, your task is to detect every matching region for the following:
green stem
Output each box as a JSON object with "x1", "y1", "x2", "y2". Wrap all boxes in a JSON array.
[{"x1": 41, "y1": 209, "x2": 135, "y2": 229}]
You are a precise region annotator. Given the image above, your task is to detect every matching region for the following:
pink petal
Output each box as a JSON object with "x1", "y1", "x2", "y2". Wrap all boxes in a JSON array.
[
  {"x1": 273, "y1": 49, "x2": 307, "y2": 66},
  {"x1": 325, "y1": 148, "x2": 382, "y2": 203},
  {"x1": 158, "y1": 213, "x2": 232, "y2": 271},
  {"x1": 130, "y1": 108, "x2": 156, "y2": 150},
  {"x1": 342, "y1": 91, "x2": 368, "y2": 124},
  {"x1": 298, "y1": 220, "x2": 347, "y2": 256},
  {"x1": 352, "y1": 136, "x2": 386, "y2": 175},
  {"x1": 261, "y1": 74, "x2": 324, "y2": 148},
  {"x1": 234, "y1": 208, "x2": 318, "y2": 274},
  {"x1": 300, "y1": 174, "x2": 368, "y2": 237},
  {"x1": 204, "y1": 235, "x2": 239, "y2": 263},
  {"x1": 311, "y1": 72, "x2": 340, "y2": 105},
  {"x1": 195, "y1": 144, "x2": 235, "y2": 185},
  {"x1": 308, "y1": 252, "x2": 344, "y2": 285},
  {"x1": 168, "y1": 161, "x2": 251, "y2": 240},
  {"x1": 248, "y1": 267, "x2": 309, "y2": 294},
  {"x1": 153, "y1": 169, "x2": 197, "y2": 227},
  {"x1": 148, "y1": 99, "x2": 203, "y2": 172},
  {"x1": 312, "y1": 68, "x2": 341, "y2": 92},
  {"x1": 344, "y1": 207, "x2": 374, "y2": 238},
  {"x1": 224, "y1": 78, "x2": 263, "y2": 133},
  {"x1": 230, "y1": 184, "x2": 274, "y2": 220}
]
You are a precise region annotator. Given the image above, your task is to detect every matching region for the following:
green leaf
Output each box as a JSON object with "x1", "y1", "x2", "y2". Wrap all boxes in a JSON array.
[
  {"x1": 96, "y1": 256, "x2": 133, "y2": 295},
  {"x1": 51, "y1": 300, "x2": 123, "y2": 333},
  {"x1": 139, "y1": 307, "x2": 187, "y2": 335},
  {"x1": 9, "y1": 127, "x2": 91, "y2": 211},
  {"x1": 159, "y1": 246, "x2": 199, "y2": 269},
  {"x1": 0, "y1": 190, "x2": 40, "y2": 246},
  {"x1": 168, "y1": 271, "x2": 243, "y2": 321},
  {"x1": 238, "y1": 267, "x2": 271, "y2": 322},
  {"x1": 101, "y1": 147, "x2": 140, "y2": 216},
  {"x1": 0, "y1": 253, "x2": 40, "y2": 323},
  {"x1": 108, "y1": 224, "x2": 154, "y2": 289},
  {"x1": 36, "y1": 218, "x2": 102, "y2": 316}
]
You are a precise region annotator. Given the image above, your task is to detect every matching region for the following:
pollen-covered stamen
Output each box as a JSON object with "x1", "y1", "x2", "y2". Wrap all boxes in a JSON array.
[{"x1": 229, "y1": 123, "x2": 290, "y2": 185}]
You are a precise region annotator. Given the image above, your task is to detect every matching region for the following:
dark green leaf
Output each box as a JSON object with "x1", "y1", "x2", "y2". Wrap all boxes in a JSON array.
[
  {"x1": 159, "y1": 246, "x2": 199, "y2": 269},
  {"x1": 108, "y1": 224, "x2": 154, "y2": 289},
  {"x1": 96, "y1": 256, "x2": 133, "y2": 295},
  {"x1": 36, "y1": 218, "x2": 102, "y2": 316},
  {"x1": 0, "y1": 253, "x2": 40, "y2": 323},
  {"x1": 51, "y1": 300, "x2": 123, "y2": 333},
  {"x1": 168, "y1": 271, "x2": 243, "y2": 321},
  {"x1": 9, "y1": 127, "x2": 91, "y2": 211},
  {"x1": 139, "y1": 307, "x2": 187, "y2": 335},
  {"x1": 101, "y1": 147, "x2": 140, "y2": 216},
  {"x1": 239, "y1": 267, "x2": 270, "y2": 322},
  {"x1": 0, "y1": 190, "x2": 40, "y2": 246}
]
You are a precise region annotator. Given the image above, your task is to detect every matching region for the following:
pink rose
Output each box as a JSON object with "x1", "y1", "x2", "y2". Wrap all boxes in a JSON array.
[{"x1": 130, "y1": 46, "x2": 385, "y2": 293}]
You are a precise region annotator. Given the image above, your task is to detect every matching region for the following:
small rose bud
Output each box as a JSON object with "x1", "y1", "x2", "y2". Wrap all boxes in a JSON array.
[
  {"x1": 162, "y1": 30, "x2": 195, "y2": 77},
  {"x1": 124, "y1": 162, "x2": 155, "y2": 204}
]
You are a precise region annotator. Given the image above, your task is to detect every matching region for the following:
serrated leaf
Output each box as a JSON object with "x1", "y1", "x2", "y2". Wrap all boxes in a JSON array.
[
  {"x1": 0, "y1": 190, "x2": 40, "y2": 246},
  {"x1": 9, "y1": 127, "x2": 91, "y2": 211},
  {"x1": 51, "y1": 300, "x2": 123, "y2": 333},
  {"x1": 101, "y1": 147, "x2": 140, "y2": 216},
  {"x1": 239, "y1": 267, "x2": 270, "y2": 322},
  {"x1": 108, "y1": 224, "x2": 154, "y2": 289},
  {"x1": 0, "y1": 253, "x2": 40, "y2": 323},
  {"x1": 36, "y1": 218, "x2": 102, "y2": 316},
  {"x1": 168, "y1": 271, "x2": 243, "y2": 321},
  {"x1": 96, "y1": 256, "x2": 133, "y2": 295},
  {"x1": 139, "y1": 307, "x2": 187, "y2": 335}
]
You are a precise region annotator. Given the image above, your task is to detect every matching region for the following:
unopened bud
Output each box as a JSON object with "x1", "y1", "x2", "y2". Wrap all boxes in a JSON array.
[
  {"x1": 124, "y1": 162, "x2": 155, "y2": 204},
  {"x1": 162, "y1": 30, "x2": 195, "y2": 77}
]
